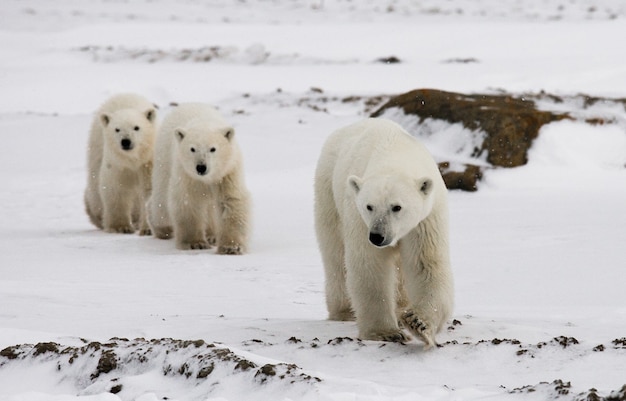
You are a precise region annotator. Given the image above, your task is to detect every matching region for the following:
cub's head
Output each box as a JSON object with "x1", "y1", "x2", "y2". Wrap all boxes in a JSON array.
[
  {"x1": 100, "y1": 108, "x2": 156, "y2": 164},
  {"x1": 348, "y1": 175, "x2": 435, "y2": 248},
  {"x1": 174, "y1": 122, "x2": 236, "y2": 182}
]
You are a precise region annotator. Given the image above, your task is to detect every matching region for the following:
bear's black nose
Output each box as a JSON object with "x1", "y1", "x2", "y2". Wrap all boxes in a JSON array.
[
  {"x1": 196, "y1": 164, "x2": 207, "y2": 175},
  {"x1": 369, "y1": 232, "x2": 386, "y2": 247},
  {"x1": 120, "y1": 138, "x2": 132, "y2": 150}
]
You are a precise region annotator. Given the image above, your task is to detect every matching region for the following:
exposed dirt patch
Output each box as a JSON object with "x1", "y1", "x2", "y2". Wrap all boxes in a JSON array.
[
  {"x1": 512, "y1": 379, "x2": 573, "y2": 396},
  {"x1": 0, "y1": 337, "x2": 322, "y2": 397},
  {"x1": 612, "y1": 338, "x2": 626, "y2": 349},
  {"x1": 255, "y1": 363, "x2": 322, "y2": 384},
  {"x1": 33, "y1": 342, "x2": 60, "y2": 356},
  {"x1": 438, "y1": 162, "x2": 483, "y2": 191},
  {"x1": 512, "y1": 381, "x2": 626, "y2": 401}
]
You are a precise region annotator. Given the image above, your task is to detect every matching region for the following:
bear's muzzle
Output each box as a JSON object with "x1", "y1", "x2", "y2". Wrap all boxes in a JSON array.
[
  {"x1": 120, "y1": 138, "x2": 133, "y2": 151},
  {"x1": 369, "y1": 232, "x2": 390, "y2": 247},
  {"x1": 196, "y1": 163, "x2": 208, "y2": 175}
]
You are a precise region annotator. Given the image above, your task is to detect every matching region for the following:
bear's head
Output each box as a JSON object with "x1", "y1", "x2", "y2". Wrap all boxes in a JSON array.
[
  {"x1": 100, "y1": 108, "x2": 156, "y2": 165},
  {"x1": 174, "y1": 121, "x2": 236, "y2": 182},
  {"x1": 348, "y1": 174, "x2": 435, "y2": 248}
]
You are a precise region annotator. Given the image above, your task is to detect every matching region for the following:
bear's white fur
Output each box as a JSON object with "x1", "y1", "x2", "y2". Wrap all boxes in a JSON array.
[
  {"x1": 84, "y1": 93, "x2": 157, "y2": 234},
  {"x1": 314, "y1": 118, "x2": 454, "y2": 348},
  {"x1": 148, "y1": 103, "x2": 250, "y2": 254}
]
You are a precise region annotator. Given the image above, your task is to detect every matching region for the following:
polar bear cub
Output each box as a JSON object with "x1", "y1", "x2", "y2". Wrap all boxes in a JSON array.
[
  {"x1": 84, "y1": 93, "x2": 157, "y2": 234},
  {"x1": 314, "y1": 118, "x2": 454, "y2": 348},
  {"x1": 148, "y1": 103, "x2": 251, "y2": 254}
]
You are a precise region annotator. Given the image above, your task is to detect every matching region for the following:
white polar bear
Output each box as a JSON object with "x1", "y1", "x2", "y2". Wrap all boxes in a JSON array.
[
  {"x1": 84, "y1": 93, "x2": 157, "y2": 234},
  {"x1": 148, "y1": 103, "x2": 251, "y2": 254},
  {"x1": 314, "y1": 118, "x2": 454, "y2": 348}
]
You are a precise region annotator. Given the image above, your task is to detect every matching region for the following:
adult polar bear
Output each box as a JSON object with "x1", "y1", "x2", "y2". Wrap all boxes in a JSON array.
[
  {"x1": 314, "y1": 118, "x2": 453, "y2": 348},
  {"x1": 149, "y1": 103, "x2": 250, "y2": 254}
]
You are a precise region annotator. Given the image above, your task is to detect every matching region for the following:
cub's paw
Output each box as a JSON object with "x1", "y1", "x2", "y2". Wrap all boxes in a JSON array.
[
  {"x1": 401, "y1": 310, "x2": 436, "y2": 349},
  {"x1": 138, "y1": 227, "x2": 152, "y2": 236},
  {"x1": 105, "y1": 225, "x2": 135, "y2": 234},
  {"x1": 177, "y1": 241, "x2": 210, "y2": 250},
  {"x1": 217, "y1": 244, "x2": 243, "y2": 255},
  {"x1": 153, "y1": 226, "x2": 173, "y2": 239}
]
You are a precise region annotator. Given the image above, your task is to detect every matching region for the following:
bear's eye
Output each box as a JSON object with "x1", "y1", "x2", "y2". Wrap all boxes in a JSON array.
[
  {"x1": 210, "y1": 147, "x2": 216, "y2": 153},
  {"x1": 366, "y1": 205, "x2": 373, "y2": 212},
  {"x1": 190, "y1": 147, "x2": 196, "y2": 153},
  {"x1": 134, "y1": 126, "x2": 140, "y2": 131},
  {"x1": 392, "y1": 205, "x2": 402, "y2": 213},
  {"x1": 115, "y1": 128, "x2": 120, "y2": 133}
]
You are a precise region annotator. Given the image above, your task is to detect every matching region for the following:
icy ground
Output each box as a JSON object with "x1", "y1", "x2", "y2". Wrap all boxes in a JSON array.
[{"x1": 1, "y1": 1, "x2": 626, "y2": 400}]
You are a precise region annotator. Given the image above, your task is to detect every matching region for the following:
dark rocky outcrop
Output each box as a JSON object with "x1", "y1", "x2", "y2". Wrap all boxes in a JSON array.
[
  {"x1": 371, "y1": 88, "x2": 573, "y2": 191},
  {"x1": 437, "y1": 162, "x2": 483, "y2": 192}
]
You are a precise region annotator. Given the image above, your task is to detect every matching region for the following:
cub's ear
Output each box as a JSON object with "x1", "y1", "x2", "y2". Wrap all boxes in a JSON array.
[
  {"x1": 144, "y1": 108, "x2": 156, "y2": 123},
  {"x1": 418, "y1": 178, "x2": 433, "y2": 195},
  {"x1": 347, "y1": 175, "x2": 363, "y2": 194},
  {"x1": 224, "y1": 128, "x2": 235, "y2": 141},
  {"x1": 100, "y1": 113, "x2": 111, "y2": 127},
  {"x1": 175, "y1": 128, "x2": 185, "y2": 142}
]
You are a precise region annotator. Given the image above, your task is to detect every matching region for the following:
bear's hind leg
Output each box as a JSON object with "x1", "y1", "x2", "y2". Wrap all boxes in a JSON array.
[
  {"x1": 321, "y1": 237, "x2": 353, "y2": 322},
  {"x1": 147, "y1": 197, "x2": 173, "y2": 239},
  {"x1": 84, "y1": 191, "x2": 103, "y2": 229},
  {"x1": 315, "y1": 179, "x2": 353, "y2": 321}
]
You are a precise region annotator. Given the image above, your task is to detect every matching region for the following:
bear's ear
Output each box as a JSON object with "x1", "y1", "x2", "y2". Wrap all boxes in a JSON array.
[
  {"x1": 347, "y1": 175, "x2": 363, "y2": 194},
  {"x1": 144, "y1": 108, "x2": 156, "y2": 123},
  {"x1": 175, "y1": 129, "x2": 185, "y2": 142},
  {"x1": 100, "y1": 113, "x2": 111, "y2": 127},
  {"x1": 418, "y1": 178, "x2": 433, "y2": 196},
  {"x1": 224, "y1": 128, "x2": 235, "y2": 141}
]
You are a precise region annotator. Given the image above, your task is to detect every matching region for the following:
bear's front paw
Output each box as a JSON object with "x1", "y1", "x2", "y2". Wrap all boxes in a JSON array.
[
  {"x1": 328, "y1": 310, "x2": 355, "y2": 321},
  {"x1": 177, "y1": 241, "x2": 210, "y2": 250},
  {"x1": 364, "y1": 330, "x2": 409, "y2": 343},
  {"x1": 105, "y1": 225, "x2": 135, "y2": 234},
  {"x1": 138, "y1": 227, "x2": 152, "y2": 236},
  {"x1": 217, "y1": 244, "x2": 243, "y2": 255},
  {"x1": 153, "y1": 226, "x2": 173, "y2": 239},
  {"x1": 401, "y1": 310, "x2": 436, "y2": 349}
]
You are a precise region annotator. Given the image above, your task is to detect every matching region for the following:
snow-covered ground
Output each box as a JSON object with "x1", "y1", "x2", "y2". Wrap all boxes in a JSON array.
[{"x1": 1, "y1": 1, "x2": 626, "y2": 400}]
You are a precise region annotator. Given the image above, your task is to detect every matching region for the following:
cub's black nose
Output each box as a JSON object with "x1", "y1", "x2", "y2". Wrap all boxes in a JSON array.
[
  {"x1": 369, "y1": 232, "x2": 385, "y2": 247},
  {"x1": 120, "y1": 138, "x2": 132, "y2": 150},
  {"x1": 196, "y1": 164, "x2": 207, "y2": 175}
]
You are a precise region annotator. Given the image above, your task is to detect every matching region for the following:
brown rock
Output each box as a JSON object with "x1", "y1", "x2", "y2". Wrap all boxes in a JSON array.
[
  {"x1": 372, "y1": 88, "x2": 571, "y2": 168},
  {"x1": 371, "y1": 89, "x2": 574, "y2": 191},
  {"x1": 438, "y1": 162, "x2": 483, "y2": 192}
]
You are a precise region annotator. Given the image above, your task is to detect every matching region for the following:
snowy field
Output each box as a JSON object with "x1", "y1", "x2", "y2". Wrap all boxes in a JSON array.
[{"x1": 1, "y1": 1, "x2": 626, "y2": 400}]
